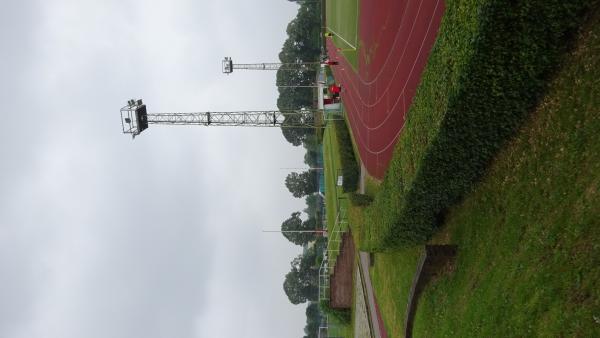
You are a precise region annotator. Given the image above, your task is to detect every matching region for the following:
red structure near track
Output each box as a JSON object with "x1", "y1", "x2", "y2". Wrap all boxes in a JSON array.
[{"x1": 327, "y1": 0, "x2": 445, "y2": 179}]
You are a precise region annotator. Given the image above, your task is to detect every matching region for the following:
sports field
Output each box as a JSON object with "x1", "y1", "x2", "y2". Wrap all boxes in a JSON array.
[
  {"x1": 326, "y1": 0, "x2": 445, "y2": 179},
  {"x1": 325, "y1": 0, "x2": 359, "y2": 69}
]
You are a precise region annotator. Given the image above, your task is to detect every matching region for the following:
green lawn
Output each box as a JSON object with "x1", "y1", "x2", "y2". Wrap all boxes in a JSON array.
[
  {"x1": 327, "y1": 316, "x2": 353, "y2": 338},
  {"x1": 323, "y1": 120, "x2": 350, "y2": 270},
  {"x1": 369, "y1": 248, "x2": 422, "y2": 338},
  {"x1": 412, "y1": 13, "x2": 600, "y2": 336},
  {"x1": 325, "y1": 0, "x2": 359, "y2": 70},
  {"x1": 370, "y1": 10, "x2": 600, "y2": 337}
]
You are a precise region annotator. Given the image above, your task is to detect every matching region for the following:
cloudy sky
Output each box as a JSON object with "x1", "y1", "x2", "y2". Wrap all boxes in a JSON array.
[{"x1": 0, "y1": 1, "x2": 311, "y2": 337}]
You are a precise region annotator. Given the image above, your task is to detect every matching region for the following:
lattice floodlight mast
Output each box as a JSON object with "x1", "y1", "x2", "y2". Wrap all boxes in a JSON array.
[
  {"x1": 222, "y1": 56, "x2": 321, "y2": 74},
  {"x1": 120, "y1": 99, "x2": 149, "y2": 138},
  {"x1": 120, "y1": 98, "x2": 320, "y2": 139}
]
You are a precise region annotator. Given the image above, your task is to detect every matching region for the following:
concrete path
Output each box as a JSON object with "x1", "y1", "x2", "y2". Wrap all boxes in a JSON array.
[
  {"x1": 359, "y1": 161, "x2": 366, "y2": 194},
  {"x1": 354, "y1": 268, "x2": 373, "y2": 338}
]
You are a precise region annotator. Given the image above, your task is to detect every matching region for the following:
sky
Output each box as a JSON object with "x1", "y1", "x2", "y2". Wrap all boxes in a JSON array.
[{"x1": 0, "y1": 1, "x2": 311, "y2": 337}]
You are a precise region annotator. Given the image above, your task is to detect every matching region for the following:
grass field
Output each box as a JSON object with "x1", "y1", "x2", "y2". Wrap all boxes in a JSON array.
[
  {"x1": 370, "y1": 10, "x2": 600, "y2": 337},
  {"x1": 412, "y1": 13, "x2": 600, "y2": 336},
  {"x1": 325, "y1": 0, "x2": 359, "y2": 70},
  {"x1": 327, "y1": 316, "x2": 353, "y2": 338},
  {"x1": 323, "y1": 120, "x2": 350, "y2": 271},
  {"x1": 369, "y1": 248, "x2": 422, "y2": 338}
]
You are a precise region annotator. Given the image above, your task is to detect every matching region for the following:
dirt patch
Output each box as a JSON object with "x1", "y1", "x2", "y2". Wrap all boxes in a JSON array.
[{"x1": 331, "y1": 232, "x2": 356, "y2": 308}]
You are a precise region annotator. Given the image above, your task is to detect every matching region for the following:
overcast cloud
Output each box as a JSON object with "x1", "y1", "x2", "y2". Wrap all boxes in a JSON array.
[{"x1": 0, "y1": 1, "x2": 308, "y2": 337}]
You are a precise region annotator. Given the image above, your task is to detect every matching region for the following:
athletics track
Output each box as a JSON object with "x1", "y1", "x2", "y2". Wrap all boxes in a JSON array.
[{"x1": 327, "y1": 0, "x2": 445, "y2": 179}]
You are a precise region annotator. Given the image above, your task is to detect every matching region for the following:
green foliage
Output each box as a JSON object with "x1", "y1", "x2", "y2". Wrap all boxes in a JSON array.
[
  {"x1": 348, "y1": 192, "x2": 372, "y2": 207},
  {"x1": 303, "y1": 302, "x2": 322, "y2": 338},
  {"x1": 304, "y1": 193, "x2": 324, "y2": 217},
  {"x1": 362, "y1": 0, "x2": 596, "y2": 250},
  {"x1": 281, "y1": 211, "x2": 317, "y2": 245},
  {"x1": 278, "y1": 2, "x2": 322, "y2": 146},
  {"x1": 332, "y1": 120, "x2": 359, "y2": 192},
  {"x1": 412, "y1": 14, "x2": 600, "y2": 335},
  {"x1": 303, "y1": 149, "x2": 320, "y2": 168},
  {"x1": 285, "y1": 171, "x2": 319, "y2": 198},
  {"x1": 283, "y1": 247, "x2": 319, "y2": 304},
  {"x1": 319, "y1": 299, "x2": 351, "y2": 324}
]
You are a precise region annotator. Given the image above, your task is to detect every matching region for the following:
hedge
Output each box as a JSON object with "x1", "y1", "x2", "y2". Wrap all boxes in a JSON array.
[
  {"x1": 349, "y1": 192, "x2": 373, "y2": 207},
  {"x1": 333, "y1": 119, "x2": 360, "y2": 193},
  {"x1": 361, "y1": 0, "x2": 596, "y2": 250}
]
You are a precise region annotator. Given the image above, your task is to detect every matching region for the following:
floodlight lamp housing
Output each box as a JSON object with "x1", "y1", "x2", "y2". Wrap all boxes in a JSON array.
[
  {"x1": 222, "y1": 57, "x2": 233, "y2": 74},
  {"x1": 120, "y1": 98, "x2": 148, "y2": 139}
]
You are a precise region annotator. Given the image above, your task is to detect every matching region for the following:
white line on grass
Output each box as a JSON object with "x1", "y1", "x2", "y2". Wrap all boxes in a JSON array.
[
  {"x1": 327, "y1": 26, "x2": 357, "y2": 50},
  {"x1": 355, "y1": 0, "x2": 359, "y2": 49}
]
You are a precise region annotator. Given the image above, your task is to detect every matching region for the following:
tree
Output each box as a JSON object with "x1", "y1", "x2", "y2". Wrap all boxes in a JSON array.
[
  {"x1": 285, "y1": 171, "x2": 318, "y2": 198},
  {"x1": 303, "y1": 302, "x2": 321, "y2": 338},
  {"x1": 283, "y1": 249, "x2": 318, "y2": 304},
  {"x1": 281, "y1": 211, "x2": 317, "y2": 245},
  {"x1": 277, "y1": 2, "x2": 321, "y2": 146},
  {"x1": 304, "y1": 194, "x2": 324, "y2": 216}
]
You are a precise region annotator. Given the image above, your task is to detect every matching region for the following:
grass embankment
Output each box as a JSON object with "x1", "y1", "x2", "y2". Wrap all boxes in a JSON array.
[
  {"x1": 360, "y1": 0, "x2": 597, "y2": 251},
  {"x1": 412, "y1": 12, "x2": 600, "y2": 336},
  {"x1": 370, "y1": 248, "x2": 422, "y2": 338},
  {"x1": 325, "y1": 0, "x2": 359, "y2": 70}
]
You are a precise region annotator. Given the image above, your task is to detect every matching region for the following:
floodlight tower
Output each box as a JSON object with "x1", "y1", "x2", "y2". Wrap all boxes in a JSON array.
[
  {"x1": 222, "y1": 57, "x2": 320, "y2": 74},
  {"x1": 120, "y1": 99, "x2": 320, "y2": 139}
]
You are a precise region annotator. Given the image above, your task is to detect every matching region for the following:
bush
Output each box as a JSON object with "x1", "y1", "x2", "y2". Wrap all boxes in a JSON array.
[
  {"x1": 319, "y1": 299, "x2": 351, "y2": 324},
  {"x1": 362, "y1": 0, "x2": 596, "y2": 250},
  {"x1": 349, "y1": 193, "x2": 373, "y2": 206},
  {"x1": 333, "y1": 119, "x2": 359, "y2": 192}
]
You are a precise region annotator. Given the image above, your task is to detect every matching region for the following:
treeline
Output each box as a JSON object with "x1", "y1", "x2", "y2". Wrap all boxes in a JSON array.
[
  {"x1": 278, "y1": 0, "x2": 322, "y2": 148},
  {"x1": 278, "y1": 2, "x2": 326, "y2": 337}
]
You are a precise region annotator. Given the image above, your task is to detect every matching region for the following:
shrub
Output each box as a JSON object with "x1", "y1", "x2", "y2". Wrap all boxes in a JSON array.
[
  {"x1": 333, "y1": 119, "x2": 359, "y2": 192},
  {"x1": 319, "y1": 299, "x2": 351, "y2": 324},
  {"x1": 349, "y1": 193, "x2": 373, "y2": 206}
]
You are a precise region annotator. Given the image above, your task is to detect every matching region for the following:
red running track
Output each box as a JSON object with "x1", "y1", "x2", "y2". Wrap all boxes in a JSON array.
[{"x1": 327, "y1": 0, "x2": 445, "y2": 179}]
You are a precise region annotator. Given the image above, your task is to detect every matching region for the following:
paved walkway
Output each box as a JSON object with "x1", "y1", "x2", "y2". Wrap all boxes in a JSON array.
[{"x1": 354, "y1": 268, "x2": 373, "y2": 338}]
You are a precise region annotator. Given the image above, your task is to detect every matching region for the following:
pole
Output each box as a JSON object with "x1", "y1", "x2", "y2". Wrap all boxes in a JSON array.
[
  {"x1": 262, "y1": 230, "x2": 326, "y2": 233},
  {"x1": 277, "y1": 85, "x2": 322, "y2": 88},
  {"x1": 279, "y1": 167, "x2": 323, "y2": 170}
]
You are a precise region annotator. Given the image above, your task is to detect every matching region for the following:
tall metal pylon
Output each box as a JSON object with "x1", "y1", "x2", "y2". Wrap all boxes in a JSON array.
[
  {"x1": 222, "y1": 57, "x2": 320, "y2": 74},
  {"x1": 120, "y1": 99, "x2": 321, "y2": 139}
]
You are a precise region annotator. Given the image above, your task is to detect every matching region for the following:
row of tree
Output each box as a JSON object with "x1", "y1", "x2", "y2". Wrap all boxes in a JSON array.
[
  {"x1": 279, "y1": 2, "x2": 326, "y2": 337},
  {"x1": 279, "y1": 0, "x2": 322, "y2": 147}
]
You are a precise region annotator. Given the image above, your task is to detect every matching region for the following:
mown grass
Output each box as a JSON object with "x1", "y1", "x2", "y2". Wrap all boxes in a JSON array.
[
  {"x1": 360, "y1": 0, "x2": 597, "y2": 251},
  {"x1": 323, "y1": 120, "x2": 350, "y2": 270},
  {"x1": 369, "y1": 247, "x2": 422, "y2": 338},
  {"x1": 325, "y1": 0, "x2": 359, "y2": 70},
  {"x1": 412, "y1": 12, "x2": 600, "y2": 336},
  {"x1": 328, "y1": 316, "x2": 353, "y2": 338}
]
